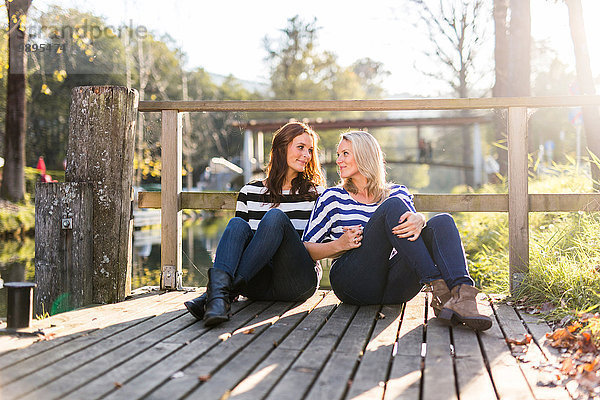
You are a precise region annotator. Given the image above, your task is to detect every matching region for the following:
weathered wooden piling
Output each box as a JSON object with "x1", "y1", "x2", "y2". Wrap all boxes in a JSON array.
[
  {"x1": 35, "y1": 182, "x2": 93, "y2": 314},
  {"x1": 64, "y1": 86, "x2": 139, "y2": 304}
]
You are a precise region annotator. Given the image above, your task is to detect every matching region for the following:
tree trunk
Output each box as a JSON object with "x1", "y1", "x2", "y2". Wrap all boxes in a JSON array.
[
  {"x1": 0, "y1": 0, "x2": 32, "y2": 202},
  {"x1": 493, "y1": 0, "x2": 510, "y2": 177},
  {"x1": 508, "y1": 0, "x2": 531, "y2": 97},
  {"x1": 566, "y1": 0, "x2": 600, "y2": 187}
]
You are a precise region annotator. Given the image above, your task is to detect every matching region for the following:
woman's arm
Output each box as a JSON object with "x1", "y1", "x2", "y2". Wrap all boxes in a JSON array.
[{"x1": 304, "y1": 226, "x2": 363, "y2": 261}]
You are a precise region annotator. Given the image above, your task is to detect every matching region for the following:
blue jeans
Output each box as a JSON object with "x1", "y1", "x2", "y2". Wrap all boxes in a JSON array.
[
  {"x1": 330, "y1": 197, "x2": 473, "y2": 305},
  {"x1": 212, "y1": 209, "x2": 319, "y2": 302}
]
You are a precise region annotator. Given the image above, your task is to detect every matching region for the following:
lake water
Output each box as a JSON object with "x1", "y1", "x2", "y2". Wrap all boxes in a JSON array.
[{"x1": 0, "y1": 212, "x2": 331, "y2": 319}]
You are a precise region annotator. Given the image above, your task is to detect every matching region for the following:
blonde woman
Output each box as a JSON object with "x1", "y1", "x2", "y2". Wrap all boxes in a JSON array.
[{"x1": 303, "y1": 131, "x2": 491, "y2": 331}]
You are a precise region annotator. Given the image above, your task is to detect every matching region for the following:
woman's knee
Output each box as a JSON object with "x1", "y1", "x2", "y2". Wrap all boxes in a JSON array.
[
  {"x1": 259, "y1": 208, "x2": 290, "y2": 228},
  {"x1": 225, "y1": 217, "x2": 252, "y2": 237},
  {"x1": 380, "y1": 196, "x2": 412, "y2": 214},
  {"x1": 427, "y1": 213, "x2": 457, "y2": 230}
]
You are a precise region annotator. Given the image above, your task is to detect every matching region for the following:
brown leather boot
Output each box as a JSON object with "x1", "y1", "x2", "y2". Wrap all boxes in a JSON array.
[
  {"x1": 439, "y1": 284, "x2": 492, "y2": 331},
  {"x1": 428, "y1": 279, "x2": 451, "y2": 317}
]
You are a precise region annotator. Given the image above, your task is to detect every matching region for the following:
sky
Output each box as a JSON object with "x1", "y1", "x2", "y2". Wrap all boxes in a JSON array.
[{"x1": 33, "y1": 0, "x2": 600, "y2": 97}]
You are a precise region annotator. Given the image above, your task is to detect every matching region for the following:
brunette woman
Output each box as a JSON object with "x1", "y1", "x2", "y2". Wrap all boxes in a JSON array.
[
  {"x1": 303, "y1": 131, "x2": 491, "y2": 331},
  {"x1": 185, "y1": 122, "x2": 326, "y2": 326}
]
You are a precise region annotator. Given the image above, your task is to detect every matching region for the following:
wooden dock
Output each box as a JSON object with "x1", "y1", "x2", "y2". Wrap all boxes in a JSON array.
[{"x1": 0, "y1": 289, "x2": 571, "y2": 400}]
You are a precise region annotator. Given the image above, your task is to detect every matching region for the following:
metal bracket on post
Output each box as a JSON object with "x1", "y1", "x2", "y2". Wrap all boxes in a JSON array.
[
  {"x1": 61, "y1": 218, "x2": 73, "y2": 230},
  {"x1": 510, "y1": 272, "x2": 526, "y2": 295},
  {"x1": 161, "y1": 265, "x2": 182, "y2": 290}
]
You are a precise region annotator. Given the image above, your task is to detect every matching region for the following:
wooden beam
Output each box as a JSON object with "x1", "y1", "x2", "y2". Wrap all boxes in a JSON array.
[
  {"x1": 508, "y1": 107, "x2": 529, "y2": 294},
  {"x1": 138, "y1": 192, "x2": 600, "y2": 213},
  {"x1": 160, "y1": 110, "x2": 183, "y2": 290},
  {"x1": 232, "y1": 116, "x2": 493, "y2": 131},
  {"x1": 138, "y1": 96, "x2": 600, "y2": 112}
]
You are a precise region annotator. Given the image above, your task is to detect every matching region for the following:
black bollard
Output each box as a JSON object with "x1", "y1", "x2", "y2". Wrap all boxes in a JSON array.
[{"x1": 5, "y1": 282, "x2": 37, "y2": 329}]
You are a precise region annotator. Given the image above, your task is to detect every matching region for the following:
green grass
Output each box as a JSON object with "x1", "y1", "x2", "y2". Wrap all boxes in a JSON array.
[
  {"x1": 0, "y1": 202, "x2": 35, "y2": 236},
  {"x1": 456, "y1": 163, "x2": 600, "y2": 321}
]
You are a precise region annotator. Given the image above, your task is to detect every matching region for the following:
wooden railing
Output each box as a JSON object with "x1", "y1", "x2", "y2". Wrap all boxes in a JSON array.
[{"x1": 136, "y1": 96, "x2": 600, "y2": 294}]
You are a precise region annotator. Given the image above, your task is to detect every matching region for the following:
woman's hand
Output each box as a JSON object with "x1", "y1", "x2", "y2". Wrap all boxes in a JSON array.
[
  {"x1": 340, "y1": 225, "x2": 363, "y2": 250},
  {"x1": 303, "y1": 225, "x2": 363, "y2": 261},
  {"x1": 392, "y1": 212, "x2": 426, "y2": 241}
]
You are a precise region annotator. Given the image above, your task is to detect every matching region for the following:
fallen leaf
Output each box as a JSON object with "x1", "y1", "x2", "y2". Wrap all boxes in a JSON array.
[
  {"x1": 198, "y1": 375, "x2": 211, "y2": 382},
  {"x1": 242, "y1": 328, "x2": 255, "y2": 335},
  {"x1": 219, "y1": 333, "x2": 231, "y2": 341},
  {"x1": 567, "y1": 321, "x2": 583, "y2": 333},
  {"x1": 506, "y1": 334, "x2": 532, "y2": 346},
  {"x1": 560, "y1": 358, "x2": 574, "y2": 375},
  {"x1": 114, "y1": 382, "x2": 123, "y2": 388}
]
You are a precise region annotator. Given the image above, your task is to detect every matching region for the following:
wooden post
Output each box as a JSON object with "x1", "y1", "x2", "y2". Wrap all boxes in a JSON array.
[
  {"x1": 160, "y1": 110, "x2": 183, "y2": 290},
  {"x1": 66, "y1": 86, "x2": 139, "y2": 303},
  {"x1": 35, "y1": 182, "x2": 93, "y2": 314},
  {"x1": 242, "y1": 128, "x2": 254, "y2": 183},
  {"x1": 508, "y1": 107, "x2": 529, "y2": 294}
]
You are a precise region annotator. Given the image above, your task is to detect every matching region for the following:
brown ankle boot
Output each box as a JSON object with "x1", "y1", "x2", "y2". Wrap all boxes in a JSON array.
[
  {"x1": 439, "y1": 284, "x2": 492, "y2": 331},
  {"x1": 428, "y1": 279, "x2": 451, "y2": 317}
]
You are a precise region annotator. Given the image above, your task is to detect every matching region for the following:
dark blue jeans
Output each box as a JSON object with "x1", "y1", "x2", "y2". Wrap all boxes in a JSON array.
[
  {"x1": 212, "y1": 209, "x2": 319, "y2": 302},
  {"x1": 330, "y1": 197, "x2": 473, "y2": 305}
]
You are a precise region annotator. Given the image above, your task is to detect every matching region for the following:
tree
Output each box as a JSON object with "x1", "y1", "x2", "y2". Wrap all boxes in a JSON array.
[
  {"x1": 408, "y1": 0, "x2": 491, "y2": 186},
  {"x1": 264, "y1": 15, "x2": 338, "y2": 101},
  {"x1": 491, "y1": 0, "x2": 531, "y2": 177},
  {"x1": 408, "y1": 0, "x2": 490, "y2": 98},
  {"x1": 1, "y1": 0, "x2": 32, "y2": 202},
  {"x1": 565, "y1": 0, "x2": 600, "y2": 186},
  {"x1": 509, "y1": 0, "x2": 531, "y2": 97}
]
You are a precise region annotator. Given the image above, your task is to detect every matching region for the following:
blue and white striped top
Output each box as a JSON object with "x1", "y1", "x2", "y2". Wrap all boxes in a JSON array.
[{"x1": 302, "y1": 184, "x2": 416, "y2": 244}]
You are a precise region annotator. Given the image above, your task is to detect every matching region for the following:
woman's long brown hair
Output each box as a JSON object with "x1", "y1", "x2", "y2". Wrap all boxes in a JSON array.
[{"x1": 264, "y1": 121, "x2": 326, "y2": 205}]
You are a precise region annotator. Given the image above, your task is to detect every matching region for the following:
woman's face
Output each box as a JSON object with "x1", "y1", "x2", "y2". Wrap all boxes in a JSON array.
[
  {"x1": 286, "y1": 132, "x2": 314, "y2": 175},
  {"x1": 336, "y1": 139, "x2": 360, "y2": 179}
]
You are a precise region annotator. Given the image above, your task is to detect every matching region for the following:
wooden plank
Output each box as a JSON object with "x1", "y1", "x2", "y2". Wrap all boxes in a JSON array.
[
  {"x1": 384, "y1": 294, "x2": 425, "y2": 400},
  {"x1": 422, "y1": 311, "x2": 456, "y2": 400},
  {"x1": 140, "y1": 191, "x2": 600, "y2": 213},
  {"x1": 494, "y1": 304, "x2": 570, "y2": 400},
  {"x1": 0, "y1": 292, "x2": 196, "y2": 399},
  {"x1": 233, "y1": 116, "x2": 493, "y2": 131},
  {"x1": 264, "y1": 300, "x2": 356, "y2": 400},
  {"x1": 508, "y1": 107, "x2": 529, "y2": 294},
  {"x1": 345, "y1": 305, "x2": 403, "y2": 400},
  {"x1": 478, "y1": 299, "x2": 535, "y2": 399},
  {"x1": 66, "y1": 86, "x2": 138, "y2": 303},
  {"x1": 0, "y1": 290, "x2": 188, "y2": 364},
  {"x1": 452, "y1": 324, "x2": 496, "y2": 399},
  {"x1": 160, "y1": 109, "x2": 183, "y2": 290},
  {"x1": 25, "y1": 295, "x2": 251, "y2": 400},
  {"x1": 97, "y1": 301, "x2": 275, "y2": 400},
  {"x1": 519, "y1": 312, "x2": 577, "y2": 398},
  {"x1": 137, "y1": 95, "x2": 600, "y2": 112},
  {"x1": 306, "y1": 305, "x2": 380, "y2": 400},
  {"x1": 188, "y1": 293, "x2": 333, "y2": 400},
  {"x1": 146, "y1": 301, "x2": 296, "y2": 400},
  {"x1": 228, "y1": 292, "x2": 340, "y2": 400},
  {"x1": 34, "y1": 182, "x2": 94, "y2": 315},
  {"x1": 61, "y1": 296, "x2": 253, "y2": 400},
  {"x1": 529, "y1": 193, "x2": 600, "y2": 212}
]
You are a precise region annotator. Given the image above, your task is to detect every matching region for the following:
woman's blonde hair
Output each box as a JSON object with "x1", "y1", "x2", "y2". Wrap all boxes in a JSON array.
[{"x1": 339, "y1": 131, "x2": 389, "y2": 203}]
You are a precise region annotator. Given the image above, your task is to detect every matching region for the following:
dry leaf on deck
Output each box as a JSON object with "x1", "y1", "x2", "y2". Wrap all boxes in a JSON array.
[{"x1": 506, "y1": 334, "x2": 532, "y2": 345}]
